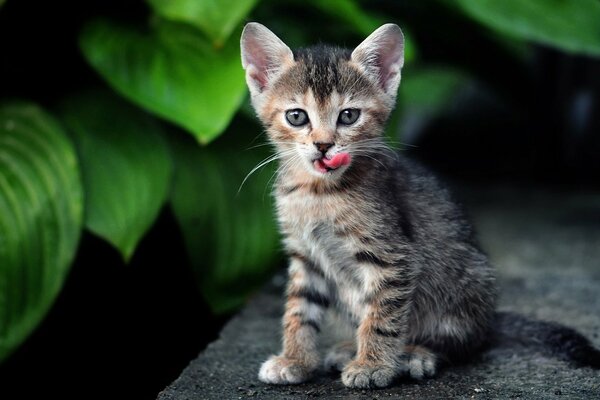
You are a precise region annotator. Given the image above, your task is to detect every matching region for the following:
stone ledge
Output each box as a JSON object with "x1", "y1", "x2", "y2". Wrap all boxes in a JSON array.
[{"x1": 158, "y1": 185, "x2": 600, "y2": 399}]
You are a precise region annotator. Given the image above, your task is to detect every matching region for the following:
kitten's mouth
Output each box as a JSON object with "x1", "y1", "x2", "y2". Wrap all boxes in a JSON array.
[{"x1": 313, "y1": 153, "x2": 351, "y2": 174}]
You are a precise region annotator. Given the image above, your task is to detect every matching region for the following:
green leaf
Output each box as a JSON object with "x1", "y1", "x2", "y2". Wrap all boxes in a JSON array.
[
  {"x1": 307, "y1": 0, "x2": 416, "y2": 63},
  {"x1": 147, "y1": 0, "x2": 259, "y2": 47},
  {"x1": 60, "y1": 92, "x2": 172, "y2": 261},
  {"x1": 453, "y1": 0, "x2": 600, "y2": 57},
  {"x1": 0, "y1": 103, "x2": 83, "y2": 362},
  {"x1": 170, "y1": 133, "x2": 281, "y2": 313},
  {"x1": 399, "y1": 67, "x2": 470, "y2": 111},
  {"x1": 311, "y1": 0, "x2": 381, "y2": 37},
  {"x1": 80, "y1": 19, "x2": 247, "y2": 144},
  {"x1": 388, "y1": 67, "x2": 471, "y2": 141}
]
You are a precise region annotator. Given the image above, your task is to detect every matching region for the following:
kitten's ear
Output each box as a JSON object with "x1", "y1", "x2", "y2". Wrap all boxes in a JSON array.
[
  {"x1": 351, "y1": 24, "x2": 404, "y2": 99},
  {"x1": 241, "y1": 23, "x2": 294, "y2": 97}
]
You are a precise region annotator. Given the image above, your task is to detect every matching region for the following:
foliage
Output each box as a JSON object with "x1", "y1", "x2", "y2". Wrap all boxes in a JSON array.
[
  {"x1": 400, "y1": 68, "x2": 470, "y2": 111},
  {"x1": 307, "y1": 0, "x2": 417, "y2": 62},
  {"x1": 453, "y1": 0, "x2": 600, "y2": 57},
  {"x1": 170, "y1": 132, "x2": 279, "y2": 313},
  {"x1": 60, "y1": 92, "x2": 172, "y2": 261},
  {"x1": 1, "y1": 0, "x2": 600, "y2": 363},
  {"x1": 80, "y1": 20, "x2": 247, "y2": 144},
  {"x1": 0, "y1": 104, "x2": 83, "y2": 362},
  {"x1": 147, "y1": 0, "x2": 259, "y2": 47}
]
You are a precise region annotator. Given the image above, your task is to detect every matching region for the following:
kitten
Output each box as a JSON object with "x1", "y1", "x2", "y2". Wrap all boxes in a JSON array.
[{"x1": 240, "y1": 22, "x2": 599, "y2": 389}]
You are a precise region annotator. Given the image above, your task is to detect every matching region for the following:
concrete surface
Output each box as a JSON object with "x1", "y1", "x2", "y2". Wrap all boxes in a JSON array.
[{"x1": 158, "y1": 185, "x2": 600, "y2": 399}]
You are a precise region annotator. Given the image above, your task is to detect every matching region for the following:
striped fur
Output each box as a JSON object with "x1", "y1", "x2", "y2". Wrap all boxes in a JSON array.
[{"x1": 243, "y1": 23, "x2": 497, "y2": 388}]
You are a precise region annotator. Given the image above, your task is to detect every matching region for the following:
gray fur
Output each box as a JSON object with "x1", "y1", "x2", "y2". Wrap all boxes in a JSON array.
[
  {"x1": 242, "y1": 22, "x2": 496, "y2": 389},
  {"x1": 242, "y1": 22, "x2": 600, "y2": 389}
]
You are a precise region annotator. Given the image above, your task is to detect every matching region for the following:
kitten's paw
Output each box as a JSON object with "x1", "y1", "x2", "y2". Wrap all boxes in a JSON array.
[
  {"x1": 324, "y1": 341, "x2": 355, "y2": 372},
  {"x1": 258, "y1": 355, "x2": 313, "y2": 385},
  {"x1": 341, "y1": 361, "x2": 396, "y2": 388},
  {"x1": 405, "y1": 345, "x2": 437, "y2": 379}
]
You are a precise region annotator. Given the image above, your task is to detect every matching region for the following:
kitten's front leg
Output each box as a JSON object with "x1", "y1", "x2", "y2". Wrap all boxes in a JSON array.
[
  {"x1": 341, "y1": 278, "x2": 411, "y2": 389},
  {"x1": 259, "y1": 256, "x2": 329, "y2": 385}
]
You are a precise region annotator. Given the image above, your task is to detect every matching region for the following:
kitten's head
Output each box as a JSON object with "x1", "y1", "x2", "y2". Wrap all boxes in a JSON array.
[{"x1": 241, "y1": 23, "x2": 404, "y2": 180}]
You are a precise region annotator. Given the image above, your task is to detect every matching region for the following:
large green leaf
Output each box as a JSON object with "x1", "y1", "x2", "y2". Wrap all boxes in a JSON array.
[
  {"x1": 0, "y1": 103, "x2": 83, "y2": 362},
  {"x1": 147, "y1": 0, "x2": 259, "y2": 47},
  {"x1": 80, "y1": 19, "x2": 247, "y2": 144},
  {"x1": 170, "y1": 133, "x2": 281, "y2": 313},
  {"x1": 61, "y1": 92, "x2": 172, "y2": 261},
  {"x1": 453, "y1": 0, "x2": 600, "y2": 57}
]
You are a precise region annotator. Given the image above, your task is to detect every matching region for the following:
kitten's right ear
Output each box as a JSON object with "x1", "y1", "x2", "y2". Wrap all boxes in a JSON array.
[
  {"x1": 351, "y1": 24, "x2": 404, "y2": 103},
  {"x1": 241, "y1": 23, "x2": 294, "y2": 97}
]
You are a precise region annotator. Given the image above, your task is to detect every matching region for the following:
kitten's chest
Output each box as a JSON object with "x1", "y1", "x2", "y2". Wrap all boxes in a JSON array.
[
  {"x1": 277, "y1": 189, "x2": 352, "y2": 230},
  {"x1": 276, "y1": 189, "x2": 368, "y2": 275},
  {"x1": 278, "y1": 190, "x2": 379, "y2": 321}
]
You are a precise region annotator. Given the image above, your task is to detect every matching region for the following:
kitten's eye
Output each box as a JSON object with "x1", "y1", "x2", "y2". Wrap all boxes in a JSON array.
[
  {"x1": 285, "y1": 109, "x2": 309, "y2": 127},
  {"x1": 338, "y1": 109, "x2": 360, "y2": 125}
]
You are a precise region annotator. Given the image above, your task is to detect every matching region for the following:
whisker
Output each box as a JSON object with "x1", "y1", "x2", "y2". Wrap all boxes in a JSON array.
[
  {"x1": 350, "y1": 151, "x2": 388, "y2": 169},
  {"x1": 238, "y1": 150, "x2": 294, "y2": 194},
  {"x1": 244, "y1": 142, "x2": 272, "y2": 151},
  {"x1": 264, "y1": 153, "x2": 301, "y2": 199},
  {"x1": 247, "y1": 130, "x2": 268, "y2": 147}
]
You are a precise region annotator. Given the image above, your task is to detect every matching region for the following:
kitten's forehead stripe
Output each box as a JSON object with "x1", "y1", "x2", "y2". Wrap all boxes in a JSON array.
[{"x1": 290, "y1": 45, "x2": 373, "y2": 104}]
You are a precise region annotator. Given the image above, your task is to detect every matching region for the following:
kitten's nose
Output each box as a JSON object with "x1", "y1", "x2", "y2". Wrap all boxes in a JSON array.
[{"x1": 314, "y1": 142, "x2": 334, "y2": 154}]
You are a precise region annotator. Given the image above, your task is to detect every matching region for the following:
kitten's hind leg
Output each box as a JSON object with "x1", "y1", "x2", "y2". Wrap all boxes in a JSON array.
[
  {"x1": 324, "y1": 341, "x2": 356, "y2": 372},
  {"x1": 404, "y1": 345, "x2": 437, "y2": 379}
]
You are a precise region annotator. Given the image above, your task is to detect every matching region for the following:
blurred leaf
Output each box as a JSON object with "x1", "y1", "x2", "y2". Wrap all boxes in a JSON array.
[
  {"x1": 395, "y1": 67, "x2": 471, "y2": 143},
  {"x1": 170, "y1": 134, "x2": 280, "y2": 313},
  {"x1": 311, "y1": 0, "x2": 380, "y2": 37},
  {"x1": 61, "y1": 92, "x2": 172, "y2": 261},
  {"x1": 147, "y1": 0, "x2": 258, "y2": 47},
  {"x1": 384, "y1": 106, "x2": 402, "y2": 142},
  {"x1": 0, "y1": 103, "x2": 83, "y2": 362},
  {"x1": 307, "y1": 0, "x2": 416, "y2": 63},
  {"x1": 453, "y1": 0, "x2": 600, "y2": 57},
  {"x1": 400, "y1": 67, "x2": 470, "y2": 110},
  {"x1": 80, "y1": 19, "x2": 246, "y2": 144}
]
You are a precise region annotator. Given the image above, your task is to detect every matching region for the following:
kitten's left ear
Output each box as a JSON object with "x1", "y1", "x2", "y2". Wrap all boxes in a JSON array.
[
  {"x1": 351, "y1": 24, "x2": 404, "y2": 100},
  {"x1": 241, "y1": 23, "x2": 294, "y2": 99}
]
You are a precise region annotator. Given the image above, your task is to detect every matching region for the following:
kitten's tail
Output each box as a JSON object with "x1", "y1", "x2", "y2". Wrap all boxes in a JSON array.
[{"x1": 496, "y1": 311, "x2": 600, "y2": 369}]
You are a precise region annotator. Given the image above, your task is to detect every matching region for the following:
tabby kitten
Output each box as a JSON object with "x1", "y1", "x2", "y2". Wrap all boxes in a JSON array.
[{"x1": 240, "y1": 22, "x2": 497, "y2": 389}]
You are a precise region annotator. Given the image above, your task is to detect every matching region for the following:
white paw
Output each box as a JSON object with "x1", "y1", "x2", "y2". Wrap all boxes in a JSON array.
[
  {"x1": 258, "y1": 355, "x2": 312, "y2": 385},
  {"x1": 341, "y1": 361, "x2": 397, "y2": 388},
  {"x1": 407, "y1": 348, "x2": 437, "y2": 379}
]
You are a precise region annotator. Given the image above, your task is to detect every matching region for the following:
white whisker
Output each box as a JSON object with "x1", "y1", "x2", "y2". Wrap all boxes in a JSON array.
[{"x1": 238, "y1": 149, "x2": 296, "y2": 194}]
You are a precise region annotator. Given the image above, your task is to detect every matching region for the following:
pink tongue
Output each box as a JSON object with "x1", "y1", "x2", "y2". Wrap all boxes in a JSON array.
[{"x1": 322, "y1": 153, "x2": 351, "y2": 169}]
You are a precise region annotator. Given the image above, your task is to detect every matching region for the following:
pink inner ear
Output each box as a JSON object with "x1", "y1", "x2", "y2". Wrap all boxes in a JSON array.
[
  {"x1": 242, "y1": 24, "x2": 293, "y2": 93},
  {"x1": 243, "y1": 36, "x2": 274, "y2": 91},
  {"x1": 380, "y1": 68, "x2": 399, "y2": 91},
  {"x1": 352, "y1": 25, "x2": 404, "y2": 92},
  {"x1": 376, "y1": 39, "x2": 403, "y2": 90},
  {"x1": 248, "y1": 66, "x2": 268, "y2": 91},
  {"x1": 243, "y1": 32, "x2": 282, "y2": 91}
]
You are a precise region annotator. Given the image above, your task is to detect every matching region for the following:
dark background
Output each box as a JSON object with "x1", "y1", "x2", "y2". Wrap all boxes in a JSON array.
[{"x1": 1, "y1": 0, "x2": 599, "y2": 399}]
